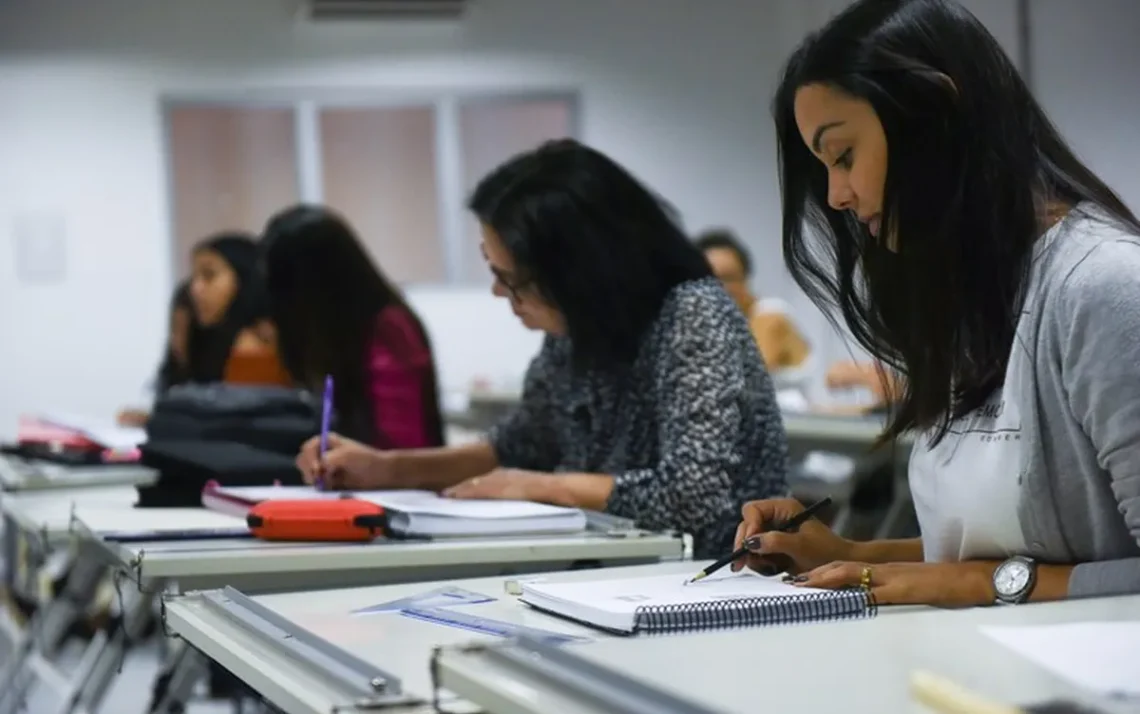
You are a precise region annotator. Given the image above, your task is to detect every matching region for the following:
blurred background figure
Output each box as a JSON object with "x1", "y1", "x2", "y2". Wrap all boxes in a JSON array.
[
  {"x1": 695, "y1": 229, "x2": 814, "y2": 394},
  {"x1": 261, "y1": 205, "x2": 445, "y2": 449}
]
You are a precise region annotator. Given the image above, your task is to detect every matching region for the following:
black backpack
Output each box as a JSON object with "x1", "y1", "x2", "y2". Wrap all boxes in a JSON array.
[{"x1": 137, "y1": 384, "x2": 330, "y2": 507}]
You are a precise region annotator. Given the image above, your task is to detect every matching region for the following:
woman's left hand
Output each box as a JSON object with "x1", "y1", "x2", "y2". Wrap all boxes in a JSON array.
[
  {"x1": 791, "y1": 561, "x2": 996, "y2": 607},
  {"x1": 443, "y1": 468, "x2": 552, "y2": 502}
]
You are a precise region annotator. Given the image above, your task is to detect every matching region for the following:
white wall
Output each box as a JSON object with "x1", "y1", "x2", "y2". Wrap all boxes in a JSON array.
[
  {"x1": 1031, "y1": 0, "x2": 1140, "y2": 215},
  {"x1": 0, "y1": 0, "x2": 1132, "y2": 437}
]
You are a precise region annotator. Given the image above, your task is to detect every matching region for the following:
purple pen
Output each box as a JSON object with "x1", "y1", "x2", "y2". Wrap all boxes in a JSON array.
[{"x1": 317, "y1": 374, "x2": 333, "y2": 490}]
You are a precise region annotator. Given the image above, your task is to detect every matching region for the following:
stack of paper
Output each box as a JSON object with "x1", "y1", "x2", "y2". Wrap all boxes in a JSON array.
[{"x1": 204, "y1": 484, "x2": 587, "y2": 538}]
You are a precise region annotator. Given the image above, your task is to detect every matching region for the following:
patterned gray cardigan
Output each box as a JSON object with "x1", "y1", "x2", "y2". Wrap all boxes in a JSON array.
[{"x1": 489, "y1": 277, "x2": 789, "y2": 558}]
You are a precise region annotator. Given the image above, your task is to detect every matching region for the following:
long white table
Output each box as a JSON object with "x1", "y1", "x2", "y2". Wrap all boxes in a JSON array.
[
  {"x1": 438, "y1": 591, "x2": 1140, "y2": 713},
  {"x1": 14, "y1": 500, "x2": 682, "y2": 714},
  {"x1": 163, "y1": 560, "x2": 1140, "y2": 714},
  {"x1": 0, "y1": 454, "x2": 156, "y2": 493},
  {"x1": 162, "y1": 561, "x2": 698, "y2": 714}
]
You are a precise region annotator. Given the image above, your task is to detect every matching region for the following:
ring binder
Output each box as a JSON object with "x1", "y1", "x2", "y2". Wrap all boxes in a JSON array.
[
  {"x1": 635, "y1": 588, "x2": 876, "y2": 633},
  {"x1": 520, "y1": 572, "x2": 878, "y2": 635}
]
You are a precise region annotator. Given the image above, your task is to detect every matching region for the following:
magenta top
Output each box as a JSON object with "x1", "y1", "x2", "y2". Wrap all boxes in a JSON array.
[{"x1": 365, "y1": 305, "x2": 438, "y2": 449}]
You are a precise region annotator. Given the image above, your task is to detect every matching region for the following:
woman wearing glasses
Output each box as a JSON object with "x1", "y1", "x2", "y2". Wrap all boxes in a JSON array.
[{"x1": 297, "y1": 139, "x2": 790, "y2": 558}]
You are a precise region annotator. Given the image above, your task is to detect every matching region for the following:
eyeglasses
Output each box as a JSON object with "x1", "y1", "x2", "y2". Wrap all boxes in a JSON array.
[{"x1": 489, "y1": 265, "x2": 533, "y2": 301}]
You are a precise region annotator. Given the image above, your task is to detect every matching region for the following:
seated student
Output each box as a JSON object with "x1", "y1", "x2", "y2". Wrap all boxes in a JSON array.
[
  {"x1": 186, "y1": 232, "x2": 292, "y2": 388},
  {"x1": 735, "y1": 0, "x2": 1140, "y2": 603},
  {"x1": 296, "y1": 139, "x2": 790, "y2": 558},
  {"x1": 117, "y1": 281, "x2": 194, "y2": 426},
  {"x1": 695, "y1": 229, "x2": 811, "y2": 376},
  {"x1": 260, "y1": 204, "x2": 444, "y2": 449}
]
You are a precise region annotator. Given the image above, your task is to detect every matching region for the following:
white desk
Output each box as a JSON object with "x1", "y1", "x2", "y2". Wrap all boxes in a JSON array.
[
  {"x1": 164, "y1": 560, "x2": 1140, "y2": 714},
  {"x1": 90, "y1": 527, "x2": 684, "y2": 594},
  {"x1": 49, "y1": 507, "x2": 681, "y2": 714},
  {"x1": 0, "y1": 454, "x2": 155, "y2": 493},
  {"x1": 0, "y1": 485, "x2": 140, "y2": 549},
  {"x1": 436, "y1": 593, "x2": 1140, "y2": 714},
  {"x1": 782, "y1": 412, "x2": 890, "y2": 447},
  {"x1": 162, "y1": 561, "x2": 698, "y2": 714}
]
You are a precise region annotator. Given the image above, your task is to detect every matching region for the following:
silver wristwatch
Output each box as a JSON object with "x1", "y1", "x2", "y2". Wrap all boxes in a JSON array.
[{"x1": 993, "y1": 555, "x2": 1037, "y2": 604}]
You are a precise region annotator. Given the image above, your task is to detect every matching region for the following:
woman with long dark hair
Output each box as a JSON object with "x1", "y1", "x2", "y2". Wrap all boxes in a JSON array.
[
  {"x1": 736, "y1": 0, "x2": 1140, "y2": 603},
  {"x1": 260, "y1": 205, "x2": 444, "y2": 449},
  {"x1": 293, "y1": 140, "x2": 789, "y2": 558},
  {"x1": 118, "y1": 282, "x2": 195, "y2": 426},
  {"x1": 184, "y1": 232, "x2": 289, "y2": 386}
]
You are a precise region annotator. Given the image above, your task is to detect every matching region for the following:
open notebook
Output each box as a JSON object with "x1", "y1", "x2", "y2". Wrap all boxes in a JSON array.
[
  {"x1": 203, "y1": 484, "x2": 588, "y2": 538},
  {"x1": 520, "y1": 570, "x2": 876, "y2": 635}
]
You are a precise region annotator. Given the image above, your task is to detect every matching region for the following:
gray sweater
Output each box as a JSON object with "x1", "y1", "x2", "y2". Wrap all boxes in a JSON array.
[{"x1": 1017, "y1": 205, "x2": 1140, "y2": 597}]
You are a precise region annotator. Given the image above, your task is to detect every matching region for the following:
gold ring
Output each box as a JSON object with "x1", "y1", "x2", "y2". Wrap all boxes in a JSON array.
[{"x1": 860, "y1": 566, "x2": 873, "y2": 590}]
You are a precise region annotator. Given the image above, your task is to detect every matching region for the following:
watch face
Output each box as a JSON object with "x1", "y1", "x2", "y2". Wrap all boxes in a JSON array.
[{"x1": 995, "y1": 559, "x2": 1031, "y2": 597}]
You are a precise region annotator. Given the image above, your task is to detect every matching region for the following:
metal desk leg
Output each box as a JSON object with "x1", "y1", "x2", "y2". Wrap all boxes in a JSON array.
[
  {"x1": 0, "y1": 551, "x2": 106, "y2": 714},
  {"x1": 71, "y1": 578, "x2": 163, "y2": 714},
  {"x1": 148, "y1": 638, "x2": 207, "y2": 714}
]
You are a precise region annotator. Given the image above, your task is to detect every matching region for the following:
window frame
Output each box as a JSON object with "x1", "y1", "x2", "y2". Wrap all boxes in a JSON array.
[{"x1": 159, "y1": 89, "x2": 581, "y2": 287}]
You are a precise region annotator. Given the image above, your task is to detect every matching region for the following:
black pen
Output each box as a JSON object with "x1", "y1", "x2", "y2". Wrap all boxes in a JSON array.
[{"x1": 685, "y1": 496, "x2": 833, "y2": 585}]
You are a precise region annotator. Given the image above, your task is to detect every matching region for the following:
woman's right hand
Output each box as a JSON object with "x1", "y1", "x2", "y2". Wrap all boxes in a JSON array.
[
  {"x1": 296, "y1": 433, "x2": 396, "y2": 490},
  {"x1": 117, "y1": 409, "x2": 149, "y2": 427},
  {"x1": 731, "y1": 498, "x2": 856, "y2": 575}
]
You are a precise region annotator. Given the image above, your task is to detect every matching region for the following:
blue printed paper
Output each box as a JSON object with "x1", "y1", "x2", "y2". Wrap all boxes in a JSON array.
[
  {"x1": 352, "y1": 586, "x2": 496, "y2": 615},
  {"x1": 399, "y1": 607, "x2": 590, "y2": 646}
]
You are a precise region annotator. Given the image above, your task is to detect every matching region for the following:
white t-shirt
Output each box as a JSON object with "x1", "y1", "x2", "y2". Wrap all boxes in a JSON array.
[{"x1": 908, "y1": 219, "x2": 1066, "y2": 563}]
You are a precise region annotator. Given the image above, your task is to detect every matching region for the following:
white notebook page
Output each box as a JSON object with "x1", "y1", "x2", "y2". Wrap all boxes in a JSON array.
[
  {"x1": 216, "y1": 485, "x2": 582, "y2": 519},
  {"x1": 522, "y1": 571, "x2": 827, "y2": 631},
  {"x1": 981, "y1": 622, "x2": 1140, "y2": 697},
  {"x1": 527, "y1": 571, "x2": 825, "y2": 613}
]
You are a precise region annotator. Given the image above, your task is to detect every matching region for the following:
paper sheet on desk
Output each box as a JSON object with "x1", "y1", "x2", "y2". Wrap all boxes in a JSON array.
[
  {"x1": 981, "y1": 622, "x2": 1140, "y2": 698},
  {"x1": 36, "y1": 413, "x2": 146, "y2": 450},
  {"x1": 218, "y1": 485, "x2": 581, "y2": 519}
]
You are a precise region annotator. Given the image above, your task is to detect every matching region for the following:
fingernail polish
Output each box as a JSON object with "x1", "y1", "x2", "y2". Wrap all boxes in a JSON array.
[
  {"x1": 781, "y1": 574, "x2": 794, "y2": 583},
  {"x1": 792, "y1": 575, "x2": 808, "y2": 583},
  {"x1": 744, "y1": 535, "x2": 762, "y2": 550},
  {"x1": 758, "y1": 565, "x2": 777, "y2": 577}
]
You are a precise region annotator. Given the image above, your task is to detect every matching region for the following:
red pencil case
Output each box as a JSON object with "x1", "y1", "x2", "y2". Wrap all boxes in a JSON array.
[{"x1": 246, "y1": 498, "x2": 387, "y2": 542}]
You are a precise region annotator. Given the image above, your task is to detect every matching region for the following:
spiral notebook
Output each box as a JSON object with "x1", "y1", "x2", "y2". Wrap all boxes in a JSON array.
[{"x1": 520, "y1": 570, "x2": 875, "y2": 634}]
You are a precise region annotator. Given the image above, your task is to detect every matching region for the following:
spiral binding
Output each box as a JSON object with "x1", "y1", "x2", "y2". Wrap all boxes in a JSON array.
[{"x1": 633, "y1": 587, "x2": 876, "y2": 634}]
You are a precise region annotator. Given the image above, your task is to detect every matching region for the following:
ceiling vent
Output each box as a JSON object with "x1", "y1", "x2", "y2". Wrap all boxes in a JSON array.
[{"x1": 302, "y1": 0, "x2": 467, "y2": 21}]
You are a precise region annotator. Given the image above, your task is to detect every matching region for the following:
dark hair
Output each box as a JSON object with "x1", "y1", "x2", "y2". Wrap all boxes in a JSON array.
[
  {"x1": 260, "y1": 204, "x2": 444, "y2": 447},
  {"x1": 774, "y1": 0, "x2": 1140, "y2": 443},
  {"x1": 694, "y1": 229, "x2": 753, "y2": 277},
  {"x1": 155, "y1": 281, "x2": 194, "y2": 392},
  {"x1": 185, "y1": 232, "x2": 268, "y2": 383},
  {"x1": 468, "y1": 138, "x2": 712, "y2": 367}
]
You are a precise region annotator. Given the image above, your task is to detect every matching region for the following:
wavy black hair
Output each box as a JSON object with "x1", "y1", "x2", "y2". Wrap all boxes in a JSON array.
[
  {"x1": 774, "y1": 0, "x2": 1139, "y2": 443},
  {"x1": 469, "y1": 138, "x2": 712, "y2": 368}
]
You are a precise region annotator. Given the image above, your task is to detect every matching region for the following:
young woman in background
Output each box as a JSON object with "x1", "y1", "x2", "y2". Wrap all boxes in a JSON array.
[
  {"x1": 260, "y1": 205, "x2": 444, "y2": 449},
  {"x1": 117, "y1": 281, "x2": 194, "y2": 426},
  {"x1": 736, "y1": 0, "x2": 1140, "y2": 604},
  {"x1": 186, "y1": 232, "x2": 290, "y2": 387},
  {"x1": 296, "y1": 140, "x2": 789, "y2": 558}
]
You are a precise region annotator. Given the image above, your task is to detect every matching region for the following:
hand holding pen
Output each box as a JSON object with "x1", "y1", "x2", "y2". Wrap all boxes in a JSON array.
[
  {"x1": 687, "y1": 497, "x2": 833, "y2": 584},
  {"x1": 729, "y1": 496, "x2": 859, "y2": 576}
]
